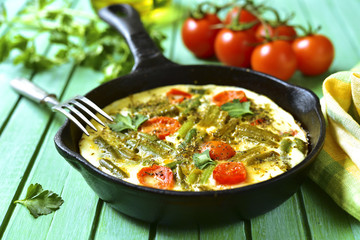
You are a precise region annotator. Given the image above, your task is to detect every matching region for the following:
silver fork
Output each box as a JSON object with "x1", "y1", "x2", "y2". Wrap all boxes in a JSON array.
[{"x1": 10, "y1": 78, "x2": 113, "y2": 136}]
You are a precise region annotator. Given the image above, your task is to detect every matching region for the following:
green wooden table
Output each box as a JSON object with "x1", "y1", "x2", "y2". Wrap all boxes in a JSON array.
[{"x1": 1, "y1": 0, "x2": 360, "y2": 239}]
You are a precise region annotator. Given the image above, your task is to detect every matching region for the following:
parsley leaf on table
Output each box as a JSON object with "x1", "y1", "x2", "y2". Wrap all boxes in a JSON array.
[
  {"x1": 109, "y1": 113, "x2": 148, "y2": 132},
  {"x1": 14, "y1": 183, "x2": 64, "y2": 218},
  {"x1": 220, "y1": 100, "x2": 253, "y2": 118}
]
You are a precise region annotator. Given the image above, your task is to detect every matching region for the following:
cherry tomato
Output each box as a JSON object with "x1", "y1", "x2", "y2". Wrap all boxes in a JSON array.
[
  {"x1": 166, "y1": 88, "x2": 192, "y2": 104},
  {"x1": 212, "y1": 90, "x2": 248, "y2": 106},
  {"x1": 200, "y1": 141, "x2": 236, "y2": 160},
  {"x1": 224, "y1": 7, "x2": 260, "y2": 33},
  {"x1": 137, "y1": 165, "x2": 174, "y2": 190},
  {"x1": 139, "y1": 117, "x2": 181, "y2": 140},
  {"x1": 213, "y1": 162, "x2": 247, "y2": 185},
  {"x1": 215, "y1": 28, "x2": 256, "y2": 68},
  {"x1": 251, "y1": 40, "x2": 297, "y2": 81},
  {"x1": 256, "y1": 24, "x2": 297, "y2": 42},
  {"x1": 181, "y1": 13, "x2": 221, "y2": 58},
  {"x1": 292, "y1": 34, "x2": 334, "y2": 76}
]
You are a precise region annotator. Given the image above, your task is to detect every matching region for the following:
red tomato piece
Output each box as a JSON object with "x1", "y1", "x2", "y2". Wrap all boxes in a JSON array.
[
  {"x1": 166, "y1": 88, "x2": 192, "y2": 104},
  {"x1": 181, "y1": 13, "x2": 222, "y2": 58},
  {"x1": 213, "y1": 162, "x2": 247, "y2": 185},
  {"x1": 212, "y1": 90, "x2": 248, "y2": 106},
  {"x1": 292, "y1": 34, "x2": 334, "y2": 76},
  {"x1": 214, "y1": 28, "x2": 256, "y2": 68},
  {"x1": 139, "y1": 117, "x2": 181, "y2": 140},
  {"x1": 200, "y1": 141, "x2": 236, "y2": 160},
  {"x1": 251, "y1": 40, "x2": 297, "y2": 81},
  {"x1": 137, "y1": 165, "x2": 174, "y2": 190}
]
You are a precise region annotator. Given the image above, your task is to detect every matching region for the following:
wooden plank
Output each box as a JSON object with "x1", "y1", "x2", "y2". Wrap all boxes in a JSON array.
[
  {"x1": 155, "y1": 225, "x2": 198, "y2": 240},
  {"x1": 250, "y1": 195, "x2": 307, "y2": 240},
  {"x1": 0, "y1": 62, "x2": 73, "y2": 233},
  {"x1": 301, "y1": 180, "x2": 356, "y2": 240},
  {"x1": 200, "y1": 222, "x2": 246, "y2": 240},
  {"x1": 94, "y1": 203, "x2": 150, "y2": 240}
]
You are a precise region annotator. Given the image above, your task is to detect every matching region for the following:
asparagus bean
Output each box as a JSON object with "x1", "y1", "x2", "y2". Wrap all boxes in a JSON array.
[
  {"x1": 99, "y1": 158, "x2": 129, "y2": 179},
  {"x1": 179, "y1": 128, "x2": 197, "y2": 149},
  {"x1": 294, "y1": 138, "x2": 307, "y2": 154},
  {"x1": 280, "y1": 138, "x2": 293, "y2": 154},
  {"x1": 200, "y1": 165, "x2": 216, "y2": 184},
  {"x1": 245, "y1": 151, "x2": 280, "y2": 166},
  {"x1": 186, "y1": 169, "x2": 203, "y2": 185},
  {"x1": 177, "y1": 119, "x2": 195, "y2": 138},
  {"x1": 199, "y1": 105, "x2": 221, "y2": 127},
  {"x1": 94, "y1": 136, "x2": 139, "y2": 161}
]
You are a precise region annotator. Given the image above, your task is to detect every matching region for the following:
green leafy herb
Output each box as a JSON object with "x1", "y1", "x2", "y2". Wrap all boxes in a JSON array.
[
  {"x1": 109, "y1": 113, "x2": 148, "y2": 132},
  {"x1": 0, "y1": 0, "x2": 165, "y2": 82},
  {"x1": 220, "y1": 100, "x2": 253, "y2": 118},
  {"x1": 14, "y1": 183, "x2": 64, "y2": 218},
  {"x1": 193, "y1": 150, "x2": 216, "y2": 170}
]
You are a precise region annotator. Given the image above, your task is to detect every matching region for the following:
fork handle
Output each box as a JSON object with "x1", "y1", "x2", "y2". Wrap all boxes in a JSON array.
[{"x1": 10, "y1": 78, "x2": 60, "y2": 107}]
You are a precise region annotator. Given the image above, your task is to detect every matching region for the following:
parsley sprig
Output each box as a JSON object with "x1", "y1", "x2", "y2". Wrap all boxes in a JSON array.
[
  {"x1": 0, "y1": 0, "x2": 165, "y2": 83},
  {"x1": 220, "y1": 99, "x2": 253, "y2": 117},
  {"x1": 14, "y1": 183, "x2": 64, "y2": 218},
  {"x1": 109, "y1": 113, "x2": 148, "y2": 132}
]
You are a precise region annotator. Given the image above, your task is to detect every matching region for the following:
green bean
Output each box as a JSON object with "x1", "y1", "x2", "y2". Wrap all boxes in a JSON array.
[
  {"x1": 99, "y1": 158, "x2": 129, "y2": 179},
  {"x1": 94, "y1": 136, "x2": 139, "y2": 161},
  {"x1": 177, "y1": 119, "x2": 195, "y2": 138},
  {"x1": 245, "y1": 151, "x2": 280, "y2": 166},
  {"x1": 138, "y1": 132, "x2": 175, "y2": 152},
  {"x1": 200, "y1": 164, "x2": 216, "y2": 184},
  {"x1": 136, "y1": 133, "x2": 175, "y2": 157},
  {"x1": 280, "y1": 138, "x2": 293, "y2": 154},
  {"x1": 165, "y1": 160, "x2": 184, "y2": 169},
  {"x1": 199, "y1": 105, "x2": 221, "y2": 127},
  {"x1": 179, "y1": 128, "x2": 197, "y2": 149},
  {"x1": 231, "y1": 146, "x2": 268, "y2": 162},
  {"x1": 154, "y1": 105, "x2": 179, "y2": 117},
  {"x1": 186, "y1": 169, "x2": 203, "y2": 185},
  {"x1": 175, "y1": 165, "x2": 189, "y2": 189},
  {"x1": 236, "y1": 125, "x2": 280, "y2": 147},
  {"x1": 215, "y1": 118, "x2": 239, "y2": 137},
  {"x1": 294, "y1": 138, "x2": 307, "y2": 154},
  {"x1": 237, "y1": 124, "x2": 281, "y2": 142}
]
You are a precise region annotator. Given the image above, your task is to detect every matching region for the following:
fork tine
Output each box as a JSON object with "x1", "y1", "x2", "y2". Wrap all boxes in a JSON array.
[
  {"x1": 76, "y1": 96, "x2": 113, "y2": 121},
  {"x1": 53, "y1": 106, "x2": 90, "y2": 136},
  {"x1": 63, "y1": 103, "x2": 98, "y2": 132},
  {"x1": 70, "y1": 100, "x2": 106, "y2": 127}
]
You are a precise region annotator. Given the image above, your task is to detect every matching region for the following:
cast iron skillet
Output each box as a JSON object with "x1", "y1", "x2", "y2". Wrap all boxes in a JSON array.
[{"x1": 54, "y1": 4, "x2": 325, "y2": 225}]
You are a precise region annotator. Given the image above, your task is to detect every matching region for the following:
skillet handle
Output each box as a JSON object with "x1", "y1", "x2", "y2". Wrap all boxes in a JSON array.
[{"x1": 98, "y1": 4, "x2": 175, "y2": 72}]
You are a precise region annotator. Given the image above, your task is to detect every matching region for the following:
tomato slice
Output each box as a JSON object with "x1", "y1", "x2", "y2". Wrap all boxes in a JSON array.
[
  {"x1": 212, "y1": 90, "x2": 248, "y2": 106},
  {"x1": 139, "y1": 117, "x2": 181, "y2": 140},
  {"x1": 200, "y1": 141, "x2": 236, "y2": 160},
  {"x1": 213, "y1": 162, "x2": 247, "y2": 185},
  {"x1": 137, "y1": 165, "x2": 174, "y2": 190},
  {"x1": 166, "y1": 88, "x2": 192, "y2": 104}
]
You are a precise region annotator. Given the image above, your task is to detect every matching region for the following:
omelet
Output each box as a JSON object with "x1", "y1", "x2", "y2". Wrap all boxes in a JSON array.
[{"x1": 79, "y1": 84, "x2": 308, "y2": 191}]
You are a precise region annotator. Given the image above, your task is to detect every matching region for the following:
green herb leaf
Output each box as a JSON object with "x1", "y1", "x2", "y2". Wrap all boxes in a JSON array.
[
  {"x1": 14, "y1": 183, "x2": 64, "y2": 218},
  {"x1": 220, "y1": 100, "x2": 253, "y2": 118},
  {"x1": 0, "y1": 1, "x2": 165, "y2": 83},
  {"x1": 109, "y1": 113, "x2": 148, "y2": 132},
  {"x1": 193, "y1": 150, "x2": 216, "y2": 170}
]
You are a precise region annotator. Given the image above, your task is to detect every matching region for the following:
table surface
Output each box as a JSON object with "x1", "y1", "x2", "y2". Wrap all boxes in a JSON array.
[{"x1": 1, "y1": 0, "x2": 360, "y2": 239}]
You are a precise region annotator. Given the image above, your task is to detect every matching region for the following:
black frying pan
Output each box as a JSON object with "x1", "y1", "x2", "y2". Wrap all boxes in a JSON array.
[{"x1": 54, "y1": 4, "x2": 325, "y2": 225}]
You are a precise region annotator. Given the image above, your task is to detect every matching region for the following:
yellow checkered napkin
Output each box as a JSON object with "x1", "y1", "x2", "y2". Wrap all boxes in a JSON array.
[{"x1": 308, "y1": 64, "x2": 360, "y2": 221}]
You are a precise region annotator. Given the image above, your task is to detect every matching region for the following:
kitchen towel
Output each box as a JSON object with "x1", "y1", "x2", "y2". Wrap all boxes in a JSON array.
[{"x1": 308, "y1": 63, "x2": 360, "y2": 221}]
